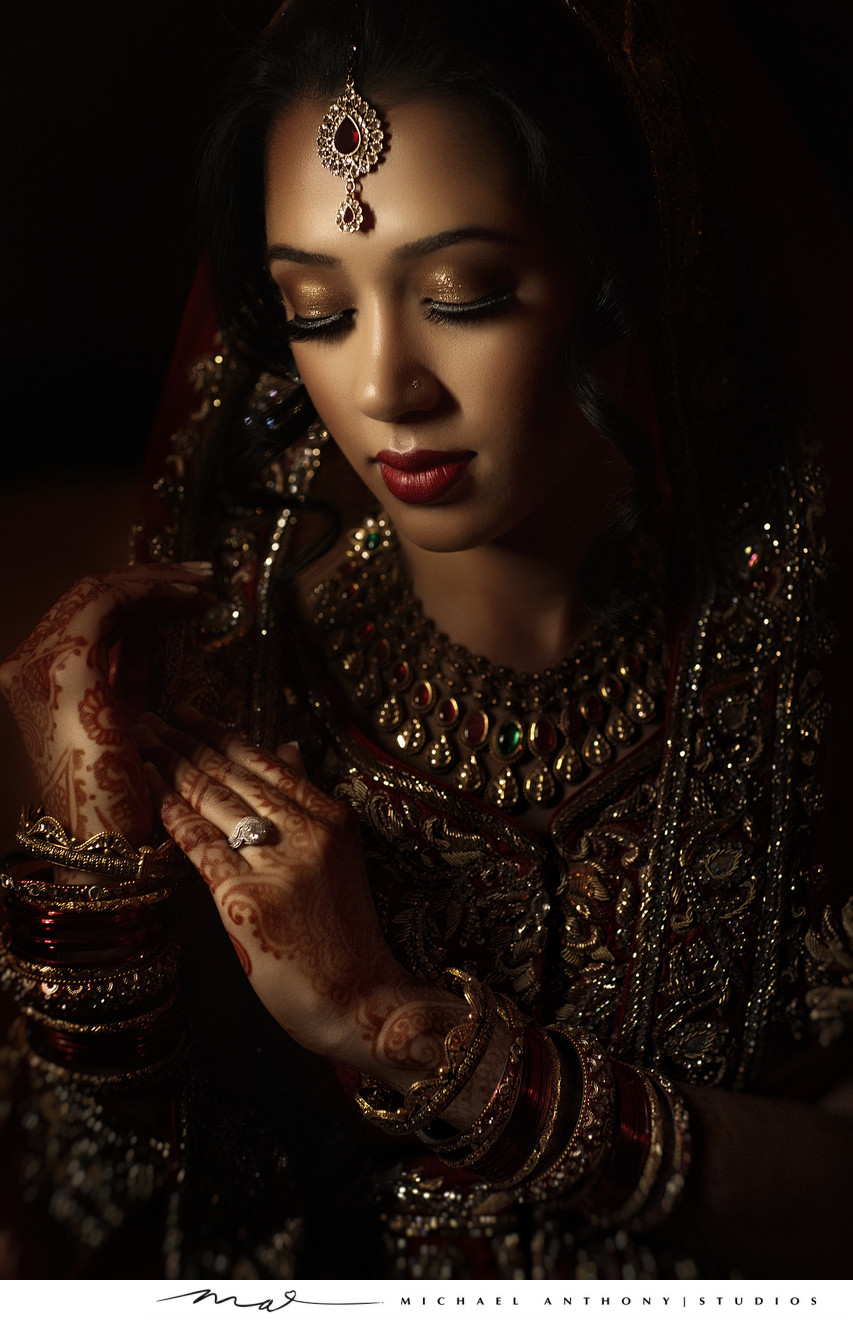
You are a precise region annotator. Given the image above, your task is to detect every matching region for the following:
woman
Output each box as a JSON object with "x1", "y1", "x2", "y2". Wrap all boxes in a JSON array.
[{"x1": 0, "y1": 0, "x2": 850, "y2": 1282}]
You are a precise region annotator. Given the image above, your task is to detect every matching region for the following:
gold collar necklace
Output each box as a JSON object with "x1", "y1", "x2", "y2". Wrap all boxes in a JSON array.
[{"x1": 309, "y1": 514, "x2": 668, "y2": 811}]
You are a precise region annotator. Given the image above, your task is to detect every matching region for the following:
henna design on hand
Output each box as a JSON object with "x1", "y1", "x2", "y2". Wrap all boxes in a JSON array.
[
  {"x1": 229, "y1": 934, "x2": 253, "y2": 977},
  {"x1": 1, "y1": 568, "x2": 211, "y2": 846},
  {"x1": 372, "y1": 999, "x2": 465, "y2": 1073},
  {"x1": 78, "y1": 681, "x2": 128, "y2": 746},
  {"x1": 147, "y1": 708, "x2": 503, "y2": 1090}
]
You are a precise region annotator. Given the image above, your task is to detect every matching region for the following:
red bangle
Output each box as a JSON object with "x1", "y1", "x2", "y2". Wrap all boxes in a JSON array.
[
  {"x1": 2, "y1": 900, "x2": 165, "y2": 966},
  {"x1": 465, "y1": 1022, "x2": 554, "y2": 1183},
  {"x1": 580, "y1": 1059, "x2": 651, "y2": 1217},
  {"x1": 25, "y1": 999, "x2": 183, "y2": 1073}
]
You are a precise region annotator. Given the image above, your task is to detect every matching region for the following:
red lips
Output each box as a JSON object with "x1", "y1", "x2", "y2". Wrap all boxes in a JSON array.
[{"x1": 375, "y1": 449, "x2": 474, "y2": 505}]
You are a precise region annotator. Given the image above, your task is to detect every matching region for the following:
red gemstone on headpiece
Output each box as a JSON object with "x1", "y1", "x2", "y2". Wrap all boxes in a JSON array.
[
  {"x1": 335, "y1": 116, "x2": 361, "y2": 155},
  {"x1": 342, "y1": 206, "x2": 355, "y2": 227}
]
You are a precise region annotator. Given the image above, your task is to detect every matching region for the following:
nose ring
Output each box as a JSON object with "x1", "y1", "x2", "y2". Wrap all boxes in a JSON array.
[{"x1": 411, "y1": 379, "x2": 421, "y2": 390}]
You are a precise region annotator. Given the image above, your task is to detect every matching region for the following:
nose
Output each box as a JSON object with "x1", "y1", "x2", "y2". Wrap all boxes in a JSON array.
[{"x1": 352, "y1": 307, "x2": 441, "y2": 422}]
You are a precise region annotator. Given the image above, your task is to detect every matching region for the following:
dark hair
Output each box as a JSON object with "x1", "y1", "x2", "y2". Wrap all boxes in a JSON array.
[{"x1": 198, "y1": 0, "x2": 662, "y2": 612}]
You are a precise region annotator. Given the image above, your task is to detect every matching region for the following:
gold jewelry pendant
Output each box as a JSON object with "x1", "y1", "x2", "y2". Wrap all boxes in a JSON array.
[{"x1": 317, "y1": 78, "x2": 385, "y2": 233}]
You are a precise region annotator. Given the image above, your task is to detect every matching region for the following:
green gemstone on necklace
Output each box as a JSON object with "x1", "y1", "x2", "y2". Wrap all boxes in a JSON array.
[
  {"x1": 365, "y1": 530, "x2": 381, "y2": 551},
  {"x1": 495, "y1": 718, "x2": 523, "y2": 759}
]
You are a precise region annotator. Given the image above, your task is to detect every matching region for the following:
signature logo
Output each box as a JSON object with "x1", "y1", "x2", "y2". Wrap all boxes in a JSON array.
[{"x1": 159, "y1": 1290, "x2": 380, "y2": 1313}]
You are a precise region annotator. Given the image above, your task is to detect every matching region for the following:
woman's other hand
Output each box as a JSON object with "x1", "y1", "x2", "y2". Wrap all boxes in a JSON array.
[
  {"x1": 139, "y1": 706, "x2": 493, "y2": 1085},
  {"x1": 0, "y1": 563, "x2": 214, "y2": 846}
]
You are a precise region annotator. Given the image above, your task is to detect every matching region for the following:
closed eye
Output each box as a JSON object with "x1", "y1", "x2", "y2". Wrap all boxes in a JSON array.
[
  {"x1": 424, "y1": 290, "x2": 514, "y2": 325},
  {"x1": 285, "y1": 290, "x2": 513, "y2": 342},
  {"x1": 285, "y1": 309, "x2": 355, "y2": 342}
]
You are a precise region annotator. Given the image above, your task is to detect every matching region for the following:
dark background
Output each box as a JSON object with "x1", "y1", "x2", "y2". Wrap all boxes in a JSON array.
[{"x1": 2, "y1": 0, "x2": 852, "y2": 482}]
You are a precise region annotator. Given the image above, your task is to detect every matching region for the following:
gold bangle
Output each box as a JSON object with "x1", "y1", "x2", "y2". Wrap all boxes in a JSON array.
[
  {"x1": 17, "y1": 1018, "x2": 186, "y2": 1090},
  {"x1": 14, "y1": 984, "x2": 180, "y2": 1035},
  {"x1": 658, "y1": 1077, "x2": 692, "y2": 1217},
  {"x1": 15, "y1": 805, "x2": 185, "y2": 882},
  {"x1": 0, "y1": 927, "x2": 179, "y2": 1018},
  {"x1": 355, "y1": 970, "x2": 498, "y2": 1136},
  {"x1": 520, "y1": 1025, "x2": 615, "y2": 1201},
  {"x1": 422, "y1": 997, "x2": 527, "y2": 1163},
  {"x1": 627, "y1": 1073, "x2": 693, "y2": 1232},
  {"x1": 2, "y1": 869, "x2": 177, "y2": 912}
]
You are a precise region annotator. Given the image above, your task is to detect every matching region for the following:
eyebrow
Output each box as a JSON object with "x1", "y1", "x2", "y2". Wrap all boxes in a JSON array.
[{"x1": 266, "y1": 226, "x2": 517, "y2": 267}]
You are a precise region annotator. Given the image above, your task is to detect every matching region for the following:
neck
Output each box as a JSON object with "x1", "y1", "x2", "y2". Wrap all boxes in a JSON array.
[
  {"x1": 394, "y1": 447, "x2": 634, "y2": 673},
  {"x1": 397, "y1": 536, "x2": 583, "y2": 673}
]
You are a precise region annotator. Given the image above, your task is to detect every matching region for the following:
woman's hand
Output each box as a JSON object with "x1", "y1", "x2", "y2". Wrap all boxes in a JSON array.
[
  {"x1": 0, "y1": 563, "x2": 214, "y2": 845},
  {"x1": 139, "y1": 706, "x2": 504, "y2": 1092}
]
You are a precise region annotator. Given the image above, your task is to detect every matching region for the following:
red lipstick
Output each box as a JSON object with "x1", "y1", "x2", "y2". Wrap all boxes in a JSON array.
[{"x1": 375, "y1": 449, "x2": 474, "y2": 505}]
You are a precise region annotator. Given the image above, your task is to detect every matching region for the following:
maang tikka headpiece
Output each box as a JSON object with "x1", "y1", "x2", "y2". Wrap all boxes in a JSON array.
[{"x1": 316, "y1": 44, "x2": 385, "y2": 233}]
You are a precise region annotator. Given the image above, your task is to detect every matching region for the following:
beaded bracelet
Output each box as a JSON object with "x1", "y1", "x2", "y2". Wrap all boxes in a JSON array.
[
  {"x1": 355, "y1": 970, "x2": 498, "y2": 1135},
  {"x1": 15, "y1": 805, "x2": 185, "y2": 883}
]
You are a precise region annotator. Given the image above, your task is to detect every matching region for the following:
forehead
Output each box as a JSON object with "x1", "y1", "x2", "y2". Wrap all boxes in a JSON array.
[{"x1": 265, "y1": 97, "x2": 529, "y2": 251}]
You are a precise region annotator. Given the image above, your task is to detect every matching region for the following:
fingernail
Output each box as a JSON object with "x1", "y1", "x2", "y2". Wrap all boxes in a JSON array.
[
  {"x1": 180, "y1": 561, "x2": 214, "y2": 575},
  {"x1": 172, "y1": 582, "x2": 201, "y2": 595}
]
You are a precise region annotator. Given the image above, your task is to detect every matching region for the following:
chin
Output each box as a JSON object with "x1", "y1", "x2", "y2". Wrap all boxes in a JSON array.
[{"x1": 386, "y1": 501, "x2": 524, "y2": 555}]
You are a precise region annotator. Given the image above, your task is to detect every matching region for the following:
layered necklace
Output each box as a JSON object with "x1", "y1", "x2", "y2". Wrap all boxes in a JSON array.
[{"x1": 308, "y1": 513, "x2": 669, "y2": 811}]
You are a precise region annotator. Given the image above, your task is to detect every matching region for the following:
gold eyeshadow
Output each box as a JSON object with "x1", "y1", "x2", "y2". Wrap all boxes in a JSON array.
[
  {"x1": 280, "y1": 281, "x2": 344, "y2": 318},
  {"x1": 420, "y1": 266, "x2": 510, "y2": 304}
]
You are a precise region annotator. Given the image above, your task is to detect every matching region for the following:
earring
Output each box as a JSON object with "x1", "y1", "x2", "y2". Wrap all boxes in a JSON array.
[{"x1": 317, "y1": 77, "x2": 385, "y2": 233}]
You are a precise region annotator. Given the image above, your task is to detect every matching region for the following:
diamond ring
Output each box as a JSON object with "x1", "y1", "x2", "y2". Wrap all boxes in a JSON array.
[{"x1": 226, "y1": 816, "x2": 273, "y2": 849}]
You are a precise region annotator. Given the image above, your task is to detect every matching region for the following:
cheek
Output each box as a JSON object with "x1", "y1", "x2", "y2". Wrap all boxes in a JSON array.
[
  {"x1": 461, "y1": 325, "x2": 571, "y2": 434},
  {"x1": 291, "y1": 352, "x2": 349, "y2": 430}
]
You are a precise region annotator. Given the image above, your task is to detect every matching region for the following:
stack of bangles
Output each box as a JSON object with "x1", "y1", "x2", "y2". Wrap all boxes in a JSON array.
[
  {"x1": 355, "y1": 969, "x2": 692, "y2": 1233},
  {"x1": 0, "y1": 805, "x2": 188, "y2": 1087}
]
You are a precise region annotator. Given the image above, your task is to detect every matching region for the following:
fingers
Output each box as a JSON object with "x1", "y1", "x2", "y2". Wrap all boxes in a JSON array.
[
  {"x1": 94, "y1": 563, "x2": 218, "y2": 649},
  {"x1": 137, "y1": 717, "x2": 276, "y2": 838},
  {"x1": 1, "y1": 561, "x2": 217, "y2": 680},
  {"x1": 275, "y1": 741, "x2": 306, "y2": 775},
  {"x1": 141, "y1": 714, "x2": 297, "y2": 887},
  {"x1": 138, "y1": 705, "x2": 341, "y2": 856},
  {"x1": 171, "y1": 703, "x2": 309, "y2": 798},
  {"x1": 144, "y1": 761, "x2": 237, "y2": 869}
]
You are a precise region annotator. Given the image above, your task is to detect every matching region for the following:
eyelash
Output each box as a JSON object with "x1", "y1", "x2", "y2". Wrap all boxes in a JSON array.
[{"x1": 284, "y1": 290, "x2": 513, "y2": 342}]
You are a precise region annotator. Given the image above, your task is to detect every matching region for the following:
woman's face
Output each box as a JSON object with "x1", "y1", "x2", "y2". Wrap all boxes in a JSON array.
[{"x1": 265, "y1": 96, "x2": 593, "y2": 554}]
